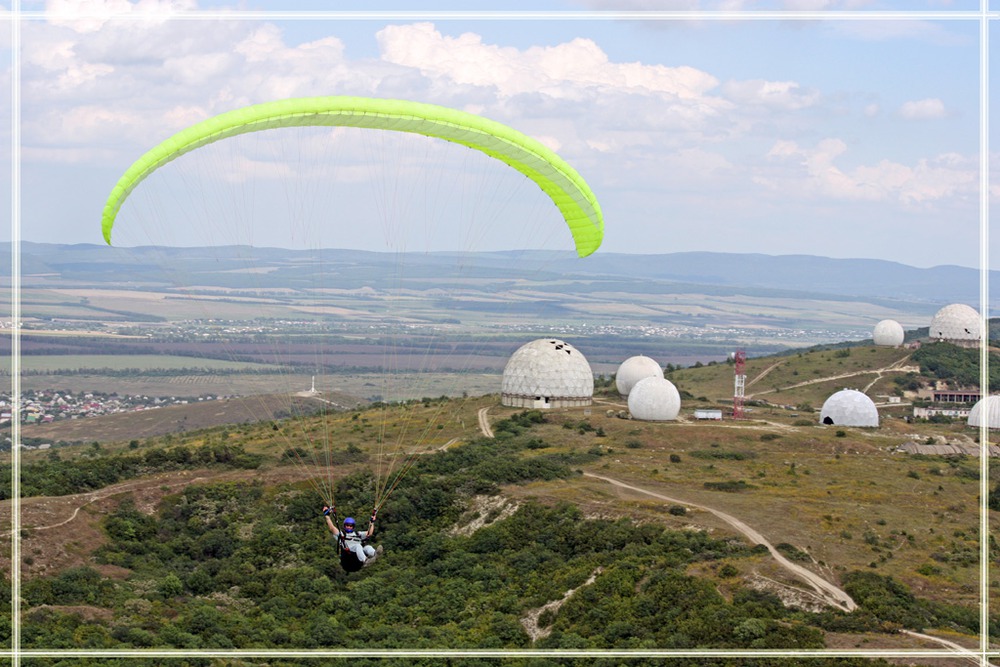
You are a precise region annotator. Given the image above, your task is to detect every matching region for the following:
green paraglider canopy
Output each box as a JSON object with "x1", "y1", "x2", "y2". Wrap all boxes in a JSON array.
[{"x1": 101, "y1": 96, "x2": 604, "y2": 257}]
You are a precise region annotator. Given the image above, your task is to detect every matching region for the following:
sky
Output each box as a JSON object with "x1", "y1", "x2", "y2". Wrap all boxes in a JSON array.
[{"x1": 2, "y1": 1, "x2": 993, "y2": 269}]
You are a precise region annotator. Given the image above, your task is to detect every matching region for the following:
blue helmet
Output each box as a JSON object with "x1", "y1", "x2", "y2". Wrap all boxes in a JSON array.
[{"x1": 343, "y1": 517, "x2": 355, "y2": 528}]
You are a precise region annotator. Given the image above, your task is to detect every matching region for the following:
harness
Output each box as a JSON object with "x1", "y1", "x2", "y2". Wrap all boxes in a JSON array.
[
  {"x1": 339, "y1": 529, "x2": 368, "y2": 551},
  {"x1": 326, "y1": 504, "x2": 377, "y2": 569}
]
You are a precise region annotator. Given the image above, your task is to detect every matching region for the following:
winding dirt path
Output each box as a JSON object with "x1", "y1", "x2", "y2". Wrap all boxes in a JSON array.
[
  {"x1": 745, "y1": 360, "x2": 785, "y2": 389},
  {"x1": 583, "y1": 472, "x2": 857, "y2": 612},
  {"x1": 582, "y1": 474, "x2": 998, "y2": 662},
  {"x1": 473, "y1": 385, "x2": 986, "y2": 658},
  {"x1": 749, "y1": 357, "x2": 916, "y2": 398},
  {"x1": 521, "y1": 567, "x2": 603, "y2": 641},
  {"x1": 477, "y1": 407, "x2": 494, "y2": 438}
]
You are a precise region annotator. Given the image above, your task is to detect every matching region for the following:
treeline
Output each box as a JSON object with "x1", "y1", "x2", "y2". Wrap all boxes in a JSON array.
[
  {"x1": 2, "y1": 443, "x2": 263, "y2": 499},
  {"x1": 911, "y1": 342, "x2": 1000, "y2": 388}
]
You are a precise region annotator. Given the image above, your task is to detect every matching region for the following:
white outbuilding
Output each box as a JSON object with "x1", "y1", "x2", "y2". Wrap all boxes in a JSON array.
[
  {"x1": 872, "y1": 319, "x2": 905, "y2": 347},
  {"x1": 628, "y1": 376, "x2": 681, "y2": 421},
  {"x1": 501, "y1": 339, "x2": 593, "y2": 409},
  {"x1": 820, "y1": 389, "x2": 879, "y2": 428},
  {"x1": 929, "y1": 304, "x2": 980, "y2": 346},
  {"x1": 615, "y1": 355, "x2": 663, "y2": 397},
  {"x1": 968, "y1": 396, "x2": 1000, "y2": 429}
]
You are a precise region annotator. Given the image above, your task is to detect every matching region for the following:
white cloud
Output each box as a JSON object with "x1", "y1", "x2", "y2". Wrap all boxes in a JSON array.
[
  {"x1": 12, "y1": 11, "x2": 978, "y2": 266},
  {"x1": 663, "y1": 147, "x2": 734, "y2": 180},
  {"x1": 759, "y1": 138, "x2": 975, "y2": 206},
  {"x1": 44, "y1": 0, "x2": 196, "y2": 34},
  {"x1": 897, "y1": 97, "x2": 947, "y2": 120},
  {"x1": 20, "y1": 16, "x2": 369, "y2": 148},
  {"x1": 720, "y1": 79, "x2": 819, "y2": 111},
  {"x1": 19, "y1": 16, "x2": 827, "y2": 172},
  {"x1": 376, "y1": 22, "x2": 722, "y2": 102},
  {"x1": 26, "y1": 104, "x2": 146, "y2": 151}
]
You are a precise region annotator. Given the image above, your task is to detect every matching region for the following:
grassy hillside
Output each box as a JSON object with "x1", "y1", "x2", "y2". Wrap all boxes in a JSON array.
[
  {"x1": 4, "y1": 396, "x2": 995, "y2": 653},
  {"x1": 667, "y1": 345, "x2": 915, "y2": 408},
  {"x1": 4, "y1": 339, "x2": 998, "y2": 654}
]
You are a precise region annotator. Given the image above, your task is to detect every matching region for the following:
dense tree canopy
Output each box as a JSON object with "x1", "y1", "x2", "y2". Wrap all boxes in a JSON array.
[{"x1": 10, "y1": 410, "x2": 991, "y2": 657}]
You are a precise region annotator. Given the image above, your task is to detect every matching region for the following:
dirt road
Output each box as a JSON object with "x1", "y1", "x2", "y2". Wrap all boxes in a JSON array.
[
  {"x1": 477, "y1": 407, "x2": 494, "y2": 438},
  {"x1": 583, "y1": 472, "x2": 857, "y2": 612}
]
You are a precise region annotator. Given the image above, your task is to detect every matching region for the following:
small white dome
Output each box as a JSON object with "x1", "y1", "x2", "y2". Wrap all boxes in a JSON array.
[
  {"x1": 930, "y1": 304, "x2": 979, "y2": 342},
  {"x1": 969, "y1": 396, "x2": 1000, "y2": 429},
  {"x1": 615, "y1": 355, "x2": 663, "y2": 396},
  {"x1": 628, "y1": 377, "x2": 681, "y2": 421},
  {"x1": 501, "y1": 339, "x2": 593, "y2": 408},
  {"x1": 820, "y1": 389, "x2": 879, "y2": 428},
  {"x1": 873, "y1": 319, "x2": 904, "y2": 347}
]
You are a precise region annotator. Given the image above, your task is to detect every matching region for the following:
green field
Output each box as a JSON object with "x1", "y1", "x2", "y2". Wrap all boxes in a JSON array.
[
  {"x1": 670, "y1": 346, "x2": 915, "y2": 405},
  {"x1": 8, "y1": 354, "x2": 283, "y2": 373},
  {"x1": 19, "y1": 370, "x2": 503, "y2": 406}
]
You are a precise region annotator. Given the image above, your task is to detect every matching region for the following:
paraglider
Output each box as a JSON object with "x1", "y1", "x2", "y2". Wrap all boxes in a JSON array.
[
  {"x1": 323, "y1": 506, "x2": 380, "y2": 572},
  {"x1": 101, "y1": 96, "x2": 605, "y2": 571},
  {"x1": 101, "y1": 96, "x2": 604, "y2": 257}
]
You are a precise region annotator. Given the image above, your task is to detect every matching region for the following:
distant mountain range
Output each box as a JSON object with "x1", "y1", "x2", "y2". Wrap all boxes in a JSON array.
[
  {"x1": 547, "y1": 251, "x2": 990, "y2": 307},
  {"x1": 10, "y1": 242, "x2": 991, "y2": 310}
]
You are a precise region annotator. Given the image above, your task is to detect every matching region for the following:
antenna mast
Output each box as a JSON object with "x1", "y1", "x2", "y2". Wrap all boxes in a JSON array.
[{"x1": 733, "y1": 348, "x2": 746, "y2": 420}]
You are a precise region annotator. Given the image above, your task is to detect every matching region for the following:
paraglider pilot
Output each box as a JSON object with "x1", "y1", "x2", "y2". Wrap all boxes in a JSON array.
[{"x1": 324, "y1": 506, "x2": 378, "y2": 569}]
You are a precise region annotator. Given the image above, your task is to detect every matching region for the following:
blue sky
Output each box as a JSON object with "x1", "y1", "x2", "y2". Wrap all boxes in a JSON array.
[{"x1": 3, "y1": 2, "x2": 991, "y2": 269}]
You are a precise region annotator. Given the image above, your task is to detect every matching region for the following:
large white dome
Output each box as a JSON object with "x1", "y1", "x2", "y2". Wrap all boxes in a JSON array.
[
  {"x1": 930, "y1": 304, "x2": 979, "y2": 343},
  {"x1": 969, "y1": 396, "x2": 1000, "y2": 429},
  {"x1": 872, "y1": 319, "x2": 904, "y2": 347},
  {"x1": 820, "y1": 389, "x2": 879, "y2": 428},
  {"x1": 615, "y1": 355, "x2": 663, "y2": 397},
  {"x1": 628, "y1": 376, "x2": 681, "y2": 421},
  {"x1": 501, "y1": 339, "x2": 593, "y2": 408}
]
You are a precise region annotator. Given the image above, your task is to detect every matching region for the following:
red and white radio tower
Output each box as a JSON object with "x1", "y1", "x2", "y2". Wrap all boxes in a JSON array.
[{"x1": 733, "y1": 348, "x2": 746, "y2": 420}]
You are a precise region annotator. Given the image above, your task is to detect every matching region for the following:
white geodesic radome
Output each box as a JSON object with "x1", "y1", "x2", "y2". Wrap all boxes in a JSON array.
[
  {"x1": 501, "y1": 339, "x2": 593, "y2": 409},
  {"x1": 872, "y1": 319, "x2": 904, "y2": 347},
  {"x1": 819, "y1": 389, "x2": 879, "y2": 428},
  {"x1": 929, "y1": 304, "x2": 979, "y2": 344},
  {"x1": 628, "y1": 376, "x2": 681, "y2": 421},
  {"x1": 968, "y1": 396, "x2": 1000, "y2": 429},
  {"x1": 615, "y1": 355, "x2": 663, "y2": 397}
]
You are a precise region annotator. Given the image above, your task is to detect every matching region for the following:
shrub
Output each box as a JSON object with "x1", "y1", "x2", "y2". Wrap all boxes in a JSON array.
[
  {"x1": 718, "y1": 563, "x2": 739, "y2": 578},
  {"x1": 703, "y1": 480, "x2": 753, "y2": 493},
  {"x1": 775, "y1": 543, "x2": 811, "y2": 562},
  {"x1": 916, "y1": 563, "x2": 942, "y2": 577},
  {"x1": 691, "y1": 450, "x2": 756, "y2": 461}
]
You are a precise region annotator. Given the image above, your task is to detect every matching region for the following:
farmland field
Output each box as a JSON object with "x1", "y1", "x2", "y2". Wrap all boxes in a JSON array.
[
  {"x1": 19, "y1": 371, "x2": 503, "y2": 403},
  {"x1": 5, "y1": 354, "x2": 283, "y2": 373}
]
